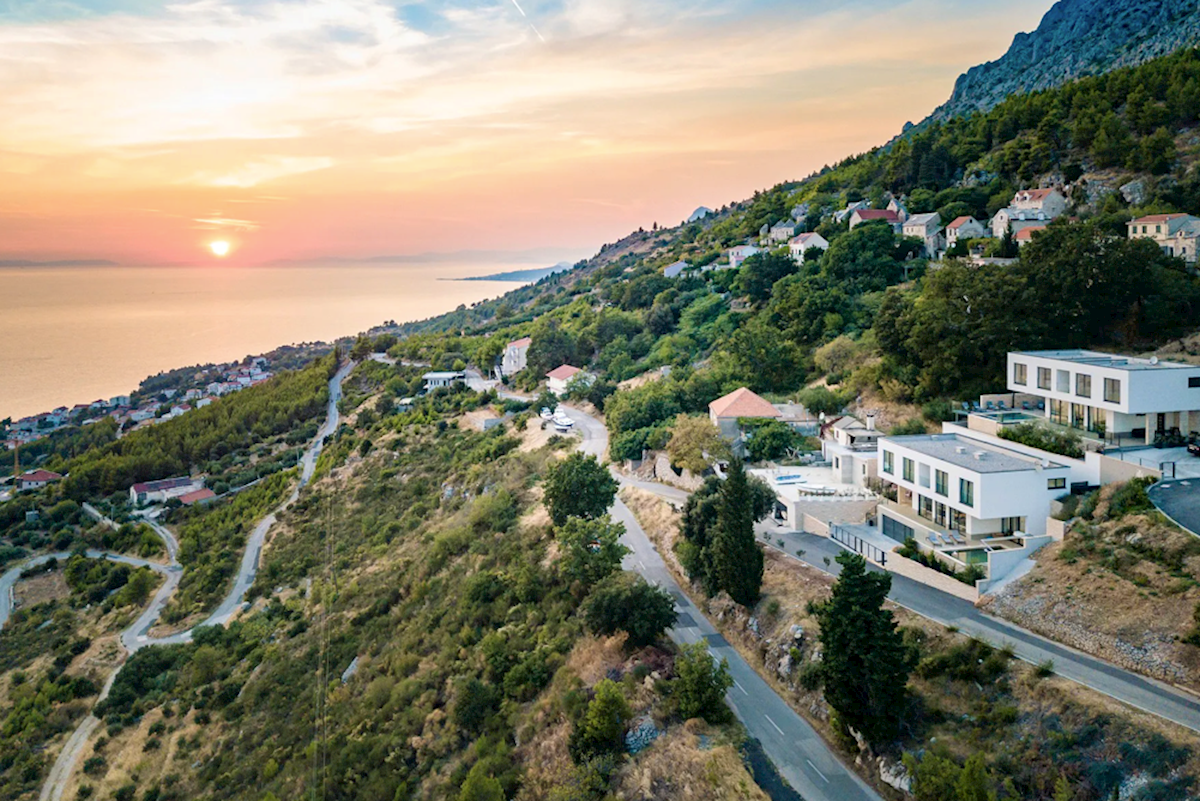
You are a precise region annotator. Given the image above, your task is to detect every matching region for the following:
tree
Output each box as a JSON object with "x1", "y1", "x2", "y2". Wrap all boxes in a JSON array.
[
  {"x1": 734, "y1": 251, "x2": 798, "y2": 303},
  {"x1": 583, "y1": 573, "x2": 677, "y2": 648},
  {"x1": 796, "y1": 386, "x2": 850, "y2": 417},
  {"x1": 452, "y1": 678, "x2": 500, "y2": 733},
  {"x1": 459, "y1": 763, "x2": 505, "y2": 801},
  {"x1": 673, "y1": 642, "x2": 732, "y2": 722},
  {"x1": 556, "y1": 516, "x2": 630, "y2": 589},
  {"x1": 543, "y1": 453, "x2": 618, "y2": 526},
  {"x1": 710, "y1": 460, "x2": 763, "y2": 607},
  {"x1": 744, "y1": 419, "x2": 797, "y2": 462},
  {"x1": 815, "y1": 553, "x2": 913, "y2": 746},
  {"x1": 665, "y1": 415, "x2": 730, "y2": 475},
  {"x1": 820, "y1": 222, "x2": 903, "y2": 293},
  {"x1": 569, "y1": 679, "x2": 631, "y2": 760},
  {"x1": 679, "y1": 474, "x2": 774, "y2": 595}
]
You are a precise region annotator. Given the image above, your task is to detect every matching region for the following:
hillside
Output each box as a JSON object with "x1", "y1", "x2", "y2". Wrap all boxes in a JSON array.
[{"x1": 927, "y1": 0, "x2": 1200, "y2": 123}]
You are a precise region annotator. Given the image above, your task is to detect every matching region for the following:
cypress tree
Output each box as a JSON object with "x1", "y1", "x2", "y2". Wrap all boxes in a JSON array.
[
  {"x1": 815, "y1": 552, "x2": 913, "y2": 747},
  {"x1": 711, "y1": 460, "x2": 763, "y2": 607}
]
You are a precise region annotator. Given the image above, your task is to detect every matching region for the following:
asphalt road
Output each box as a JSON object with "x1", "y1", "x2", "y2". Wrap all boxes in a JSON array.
[
  {"x1": 1149, "y1": 479, "x2": 1200, "y2": 538},
  {"x1": 762, "y1": 526, "x2": 1200, "y2": 733},
  {"x1": 567, "y1": 405, "x2": 884, "y2": 801}
]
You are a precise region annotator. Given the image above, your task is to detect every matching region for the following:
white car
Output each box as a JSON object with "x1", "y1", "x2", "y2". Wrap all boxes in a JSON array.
[
  {"x1": 553, "y1": 414, "x2": 574, "y2": 430},
  {"x1": 540, "y1": 407, "x2": 554, "y2": 420}
]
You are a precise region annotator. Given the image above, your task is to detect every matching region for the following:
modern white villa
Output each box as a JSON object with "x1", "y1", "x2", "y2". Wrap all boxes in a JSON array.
[
  {"x1": 821, "y1": 415, "x2": 880, "y2": 489},
  {"x1": 423, "y1": 371, "x2": 465, "y2": 391},
  {"x1": 1007, "y1": 350, "x2": 1200, "y2": 443}
]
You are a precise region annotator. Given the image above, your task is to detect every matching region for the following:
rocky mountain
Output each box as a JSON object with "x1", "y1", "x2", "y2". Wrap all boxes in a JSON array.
[{"x1": 928, "y1": 0, "x2": 1200, "y2": 122}]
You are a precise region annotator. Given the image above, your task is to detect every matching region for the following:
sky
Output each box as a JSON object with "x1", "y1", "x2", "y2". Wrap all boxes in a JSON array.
[{"x1": 0, "y1": 0, "x2": 1055, "y2": 265}]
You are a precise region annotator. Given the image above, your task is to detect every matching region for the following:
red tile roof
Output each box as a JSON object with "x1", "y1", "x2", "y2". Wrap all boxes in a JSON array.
[
  {"x1": 179, "y1": 488, "x2": 217, "y2": 505},
  {"x1": 1016, "y1": 188, "x2": 1056, "y2": 200},
  {"x1": 947, "y1": 216, "x2": 975, "y2": 230},
  {"x1": 853, "y1": 209, "x2": 900, "y2": 223},
  {"x1": 546, "y1": 364, "x2": 582, "y2": 381},
  {"x1": 507, "y1": 336, "x2": 532, "y2": 349},
  {"x1": 18, "y1": 469, "x2": 62, "y2": 483},
  {"x1": 709, "y1": 387, "x2": 780, "y2": 419},
  {"x1": 1015, "y1": 226, "x2": 1047, "y2": 241},
  {"x1": 1130, "y1": 213, "x2": 1188, "y2": 224}
]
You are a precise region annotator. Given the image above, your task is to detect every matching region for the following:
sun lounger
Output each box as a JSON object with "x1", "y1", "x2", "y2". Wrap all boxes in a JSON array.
[{"x1": 951, "y1": 532, "x2": 966, "y2": 545}]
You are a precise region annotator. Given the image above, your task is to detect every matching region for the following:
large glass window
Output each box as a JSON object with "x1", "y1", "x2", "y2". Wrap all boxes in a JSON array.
[
  {"x1": 882, "y1": 450, "x2": 894, "y2": 474},
  {"x1": 1057, "y1": 370, "x2": 1070, "y2": 392},
  {"x1": 1071, "y1": 403, "x2": 1086, "y2": 429},
  {"x1": 1037, "y1": 367, "x2": 1051, "y2": 390},
  {"x1": 902, "y1": 457, "x2": 914, "y2": 482},
  {"x1": 1076, "y1": 373, "x2": 1092, "y2": 398},
  {"x1": 1001, "y1": 517, "x2": 1025, "y2": 535},
  {"x1": 1103, "y1": 378, "x2": 1121, "y2": 404},
  {"x1": 1049, "y1": 399, "x2": 1068, "y2": 426},
  {"x1": 959, "y1": 478, "x2": 974, "y2": 507},
  {"x1": 1013, "y1": 362, "x2": 1027, "y2": 385},
  {"x1": 919, "y1": 495, "x2": 934, "y2": 521},
  {"x1": 935, "y1": 469, "x2": 948, "y2": 496}
]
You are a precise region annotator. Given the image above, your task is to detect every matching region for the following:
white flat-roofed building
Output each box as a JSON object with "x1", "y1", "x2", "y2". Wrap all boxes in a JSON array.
[
  {"x1": 422, "y1": 371, "x2": 465, "y2": 391},
  {"x1": 878, "y1": 430, "x2": 1073, "y2": 543},
  {"x1": 1007, "y1": 350, "x2": 1200, "y2": 443},
  {"x1": 821, "y1": 415, "x2": 881, "y2": 489}
]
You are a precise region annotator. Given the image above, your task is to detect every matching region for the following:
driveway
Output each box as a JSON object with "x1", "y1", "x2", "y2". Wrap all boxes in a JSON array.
[{"x1": 1149, "y1": 479, "x2": 1200, "y2": 537}]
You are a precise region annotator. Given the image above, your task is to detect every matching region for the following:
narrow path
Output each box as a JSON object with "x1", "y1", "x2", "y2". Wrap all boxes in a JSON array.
[
  {"x1": 29, "y1": 361, "x2": 352, "y2": 801},
  {"x1": 565, "y1": 405, "x2": 883, "y2": 801}
]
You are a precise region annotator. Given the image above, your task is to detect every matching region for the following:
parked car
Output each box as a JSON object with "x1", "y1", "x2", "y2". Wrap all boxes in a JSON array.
[
  {"x1": 539, "y1": 407, "x2": 554, "y2": 420},
  {"x1": 1188, "y1": 442, "x2": 1200, "y2": 457}
]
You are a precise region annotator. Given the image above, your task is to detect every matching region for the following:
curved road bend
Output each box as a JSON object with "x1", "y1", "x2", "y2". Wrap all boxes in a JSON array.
[
  {"x1": 567, "y1": 406, "x2": 883, "y2": 801},
  {"x1": 30, "y1": 361, "x2": 352, "y2": 801}
]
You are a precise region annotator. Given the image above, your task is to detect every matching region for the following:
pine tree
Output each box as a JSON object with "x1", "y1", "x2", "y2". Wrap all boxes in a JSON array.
[
  {"x1": 815, "y1": 552, "x2": 913, "y2": 747},
  {"x1": 710, "y1": 460, "x2": 763, "y2": 607}
]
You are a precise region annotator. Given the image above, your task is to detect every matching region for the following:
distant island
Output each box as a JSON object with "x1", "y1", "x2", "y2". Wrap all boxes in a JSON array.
[
  {"x1": 455, "y1": 262, "x2": 573, "y2": 282},
  {"x1": 0, "y1": 259, "x2": 119, "y2": 267}
]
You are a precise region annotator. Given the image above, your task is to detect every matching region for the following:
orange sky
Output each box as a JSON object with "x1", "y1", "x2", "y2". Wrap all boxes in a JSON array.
[{"x1": 0, "y1": 0, "x2": 1055, "y2": 265}]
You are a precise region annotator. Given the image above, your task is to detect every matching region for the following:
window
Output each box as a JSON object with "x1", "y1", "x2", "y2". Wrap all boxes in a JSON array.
[
  {"x1": 1047, "y1": 477, "x2": 1066, "y2": 490},
  {"x1": 1001, "y1": 517, "x2": 1025, "y2": 535},
  {"x1": 1037, "y1": 367, "x2": 1051, "y2": 390},
  {"x1": 918, "y1": 463, "x2": 931, "y2": 488},
  {"x1": 882, "y1": 450, "x2": 894, "y2": 474},
  {"x1": 1156, "y1": 224, "x2": 1162, "y2": 234},
  {"x1": 1190, "y1": 376, "x2": 1200, "y2": 389},
  {"x1": 1056, "y1": 370, "x2": 1070, "y2": 392},
  {"x1": 935, "y1": 469, "x2": 948, "y2": 496},
  {"x1": 833, "y1": 457, "x2": 840, "y2": 469},
  {"x1": 1013, "y1": 362, "x2": 1027, "y2": 385},
  {"x1": 919, "y1": 495, "x2": 934, "y2": 521},
  {"x1": 902, "y1": 457, "x2": 914, "y2": 483},
  {"x1": 959, "y1": 478, "x2": 974, "y2": 507},
  {"x1": 1075, "y1": 373, "x2": 1091, "y2": 398},
  {"x1": 1103, "y1": 378, "x2": 1120, "y2": 404}
]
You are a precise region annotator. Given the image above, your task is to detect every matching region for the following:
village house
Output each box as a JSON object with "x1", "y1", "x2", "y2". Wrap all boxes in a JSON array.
[
  {"x1": 788, "y1": 232, "x2": 830, "y2": 264},
  {"x1": 500, "y1": 336, "x2": 531, "y2": 377},
  {"x1": 822, "y1": 415, "x2": 881, "y2": 489},
  {"x1": 834, "y1": 199, "x2": 870, "y2": 224},
  {"x1": 16, "y1": 469, "x2": 62, "y2": 491},
  {"x1": 849, "y1": 209, "x2": 903, "y2": 233},
  {"x1": 902, "y1": 212, "x2": 944, "y2": 257},
  {"x1": 1127, "y1": 213, "x2": 1200, "y2": 264},
  {"x1": 945, "y1": 216, "x2": 987, "y2": 249},
  {"x1": 790, "y1": 203, "x2": 809, "y2": 222},
  {"x1": 422, "y1": 371, "x2": 465, "y2": 392},
  {"x1": 990, "y1": 188, "x2": 1067, "y2": 238},
  {"x1": 887, "y1": 197, "x2": 910, "y2": 222},
  {"x1": 708, "y1": 387, "x2": 780, "y2": 457},
  {"x1": 178, "y1": 488, "x2": 217, "y2": 506},
  {"x1": 727, "y1": 244, "x2": 761, "y2": 271},
  {"x1": 768, "y1": 219, "x2": 800, "y2": 243},
  {"x1": 130, "y1": 476, "x2": 205, "y2": 506},
  {"x1": 546, "y1": 364, "x2": 593, "y2": 396}
]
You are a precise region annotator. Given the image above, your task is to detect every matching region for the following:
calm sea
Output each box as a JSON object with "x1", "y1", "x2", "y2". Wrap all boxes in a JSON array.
[{"x1": 0, "y1": 262, "x2": 527, "y2": 420}]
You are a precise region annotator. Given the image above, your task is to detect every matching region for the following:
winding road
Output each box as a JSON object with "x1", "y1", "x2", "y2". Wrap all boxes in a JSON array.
[{"x1": 13, "y1": 360, "x2": 353, "y2": 801}]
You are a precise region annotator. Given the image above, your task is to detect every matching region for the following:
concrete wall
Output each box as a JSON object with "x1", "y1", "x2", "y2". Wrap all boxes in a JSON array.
[
  {"x1": 651, "y1": 452, "x2": 706, "y2": 492},
  {"x1": 886, "y1": 553, "x2": 979, "y2": 602},
  {"x1": 790, "y1": 498, "x2": 877, "y2": 529},
  {"x1": 1045, "y1": 516, "x2": 1068, "y2": 540},
  {"x1": 1088, "y1": 451, "x2": 1163, "y2": 484},
  {"x1": 801, "y1": 513, "x2": 830, "y2": 537},
  {"x1": 977, "y1": 535, "x2": 1053, "y2": 594}
]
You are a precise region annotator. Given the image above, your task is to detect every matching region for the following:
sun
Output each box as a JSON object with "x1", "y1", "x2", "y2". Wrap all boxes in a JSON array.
[{"x1": 209, "y1": 240, "x2": 231, "y2": 257}]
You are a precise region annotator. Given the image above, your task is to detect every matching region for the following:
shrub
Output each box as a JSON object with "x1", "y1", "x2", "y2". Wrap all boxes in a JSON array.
[
  {"x1": 998, "y1": 423, "x2": 1083, "y2": 459},
  {"x1": 582, "y1": 574, "x2": 677, "y2": 648},
  {"x1": 673, "y1": 642, "x2": 732, "y2": 723},
  {"x1": 568, "y1": 680, "x2": 631, "y2": 762}
]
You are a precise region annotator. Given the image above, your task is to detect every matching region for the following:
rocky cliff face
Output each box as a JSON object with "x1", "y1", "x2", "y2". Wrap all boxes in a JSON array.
[{"x1": 929, "y1": 0, "x2": 1200, "y2": 122}]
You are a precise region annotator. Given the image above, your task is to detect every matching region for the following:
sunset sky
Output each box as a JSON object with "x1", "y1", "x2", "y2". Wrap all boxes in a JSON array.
[{"x1": 0, "y1": 0, "x2": 1054, "y2": 265}]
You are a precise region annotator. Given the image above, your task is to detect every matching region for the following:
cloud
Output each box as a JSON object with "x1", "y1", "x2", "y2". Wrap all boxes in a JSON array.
[{"x1": 188, "y1": 156, "x2": 336, "y2": 188}]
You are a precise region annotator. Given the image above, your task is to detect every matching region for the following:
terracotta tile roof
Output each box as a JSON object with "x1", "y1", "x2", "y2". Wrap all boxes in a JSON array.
[
  {"x1": 546, "y1": 364, "x2": 582, "y2": 381},
  {"x1": 947, "y1": 216, "x2": 975, "y2": 230},
  {"x1": 1130, "y1": 213, "x2": 1188, "y2": 224},
  {"x1": 708, "y1": 387, "x2": 780, "y2": 419},
  {"x1": 1015, "y1": 226, "x2": 1047, "y2": 241},
  {"x1": 507, "y1": 336, "x2": 532, "y2": 349},
  {"x1": 853, "y1": 209, "x2": 900, "y2": 223},
  {"x1": 1016, "y1": 188, "x2": 1055, "y2": 200},
  {"x1": 18, "y1": 469, "x2": 62, "y2": 483},
  {"x1": 179, "y1": 488, "x2": 216, "y2": 505}
]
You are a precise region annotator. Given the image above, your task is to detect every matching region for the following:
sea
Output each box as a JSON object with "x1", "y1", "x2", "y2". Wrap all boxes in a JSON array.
[{"x1": 0, "y1": 262, "x2": 532, "y2": 420}]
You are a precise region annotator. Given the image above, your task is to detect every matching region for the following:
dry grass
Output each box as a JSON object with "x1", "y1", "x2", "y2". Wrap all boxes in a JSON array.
[
  {"x1": 13, "y1": 569, "x2": 70, "y2": 607},
  {"x1": 615, "y1": 721, "x2": 770, "y2": 801}
]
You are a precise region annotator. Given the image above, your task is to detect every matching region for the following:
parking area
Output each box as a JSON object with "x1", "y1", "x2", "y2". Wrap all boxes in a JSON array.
[
  {"x1": 1148, "y1": 479, "x2": 1200, "y2": 537},
  {"x1": 1107, "y1": 446, "x2": 1200, "y2": 479}
]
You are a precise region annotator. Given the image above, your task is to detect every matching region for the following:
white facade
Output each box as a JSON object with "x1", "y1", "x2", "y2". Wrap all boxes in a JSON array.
[
  {"x1": 945, "y1": 216, "x2": 987, "y2": 249},
  {"x1": 1008, "y1": 350, "x2": 1200, "y2": 442},
  {"x1": 663, "y1": 260, "x2": 689, "y2": 278},
  {"x1": 788, "y1": 232, "x2": 829, "y2": 264},
  {"x1": 423, "y1": 371, "x2": 465, "y2": 391},
  {"x1": 727, "y1": 245, "x2": 761, "y2": 271},
  {"x1": 877, "y1": 427, "x2": 1078, "y2": 544},
  {"x1": 902, "y1": 212, "x2": 944, "y2": 257},
  {"x1": 768, "y1": 220, "x2": 799, "y2": 243},
  {"x1": 500, "y1": 338, "x2": 531, "y2": 377}
]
